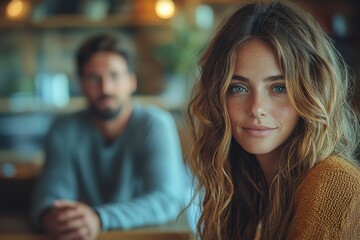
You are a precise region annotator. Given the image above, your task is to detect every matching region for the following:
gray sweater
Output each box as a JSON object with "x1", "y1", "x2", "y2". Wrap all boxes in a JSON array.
[{"x1": 30, "y1": 104, "x2": 185, "y2": 231}]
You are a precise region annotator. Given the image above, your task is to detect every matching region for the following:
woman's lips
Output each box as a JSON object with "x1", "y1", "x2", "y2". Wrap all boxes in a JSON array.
[{"x1": 242, "y1": 126, "x2": 276, "y2": 137}]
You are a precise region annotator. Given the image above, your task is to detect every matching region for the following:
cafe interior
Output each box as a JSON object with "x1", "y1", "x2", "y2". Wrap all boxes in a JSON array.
[{"x1": 0, "y1": 0, "x2": 359, "y2": 239}]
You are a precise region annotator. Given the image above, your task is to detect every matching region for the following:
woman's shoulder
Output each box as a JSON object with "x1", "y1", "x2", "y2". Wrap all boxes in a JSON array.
[
  {"x1": 303, "y1": 157, "x2": 359, "y2": 186},
  {"x1": 289, "y1": 157, "x2": 360, "y2": 238},
  {"x1": 294, "y1": 156, "x2": 360, "y2": 220},
  {"x1": 297, "y1": 157, "x2": 360, "y2": 196}
]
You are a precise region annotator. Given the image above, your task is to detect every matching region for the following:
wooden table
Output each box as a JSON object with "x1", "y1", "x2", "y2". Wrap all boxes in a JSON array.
[
  {"x1": 0, "y1": 231, "x2": 192, "y2": 240},
  {"x1": 0, "y1": 213, "x2": 193, "y2": 240}
]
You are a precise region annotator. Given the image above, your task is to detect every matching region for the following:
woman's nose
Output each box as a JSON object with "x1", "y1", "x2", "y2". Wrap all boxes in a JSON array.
[{"x1": 248, "y1": 93, "x2": 267, "y2": 119}]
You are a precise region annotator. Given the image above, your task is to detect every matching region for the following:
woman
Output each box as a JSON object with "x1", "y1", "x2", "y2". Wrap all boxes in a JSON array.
[{"x1": 187, "y1": 1, "x2": 360, "y2": 239}]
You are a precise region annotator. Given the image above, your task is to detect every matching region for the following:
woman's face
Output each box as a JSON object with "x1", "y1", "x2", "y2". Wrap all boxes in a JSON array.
[{"x1": 227, "y1": 39, "x2": 299, "y2": 162}]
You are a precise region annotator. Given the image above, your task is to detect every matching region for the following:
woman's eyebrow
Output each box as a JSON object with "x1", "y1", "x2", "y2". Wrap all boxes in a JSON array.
[
  {"x1": 232, "y1": 75, "x2": 248, "y2": 81},
  {"x1": 267, "y1": 75, "x2": 284, "y2": 81},
  {"x1": 231, "y1": 74, "x2": 284, "y2": 82}
]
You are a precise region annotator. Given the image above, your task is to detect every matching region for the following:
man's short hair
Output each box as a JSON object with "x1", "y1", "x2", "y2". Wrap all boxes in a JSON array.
[{"x1": 76, "y1": 32, "x2": 136, "y2": 77}]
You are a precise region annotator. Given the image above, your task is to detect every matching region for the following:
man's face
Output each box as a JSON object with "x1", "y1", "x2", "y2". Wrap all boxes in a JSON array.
[{"x1": 81, "y1": 51, "x2": 136, "y2": 120}]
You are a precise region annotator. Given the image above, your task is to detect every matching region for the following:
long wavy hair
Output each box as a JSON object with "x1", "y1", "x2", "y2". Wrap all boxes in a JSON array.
[{"x1": 187, "y1": 1, "x2": 360, "y2": 239}]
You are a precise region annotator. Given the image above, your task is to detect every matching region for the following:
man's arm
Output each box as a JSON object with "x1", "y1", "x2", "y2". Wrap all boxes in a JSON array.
[{"x1": 30, "y1": 121, "x2": 79, "y2": 231}]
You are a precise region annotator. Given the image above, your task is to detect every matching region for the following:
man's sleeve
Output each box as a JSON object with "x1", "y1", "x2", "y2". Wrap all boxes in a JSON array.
[
  {"x1": 29, "y1": 121, "x2": 78, "y2": 231},
  {"x1": 93, "y1": 109, "x2": 186, "y2": 230}
]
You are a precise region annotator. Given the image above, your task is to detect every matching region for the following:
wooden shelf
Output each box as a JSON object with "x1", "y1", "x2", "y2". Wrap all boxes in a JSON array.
[
  {"x1": 0, "y1": 96, "x2": 185, "y2": 113},
  {"x1": 200, "y1": 0, "x2": 240, "y2": 4},
  {"x1": 0, "y1": 15, "x2": 171, "y2": 30},
  {"x1": 0, "y1": 161, "x2": 42, "y2": 180},
  {"x1": 0, "y1": 150, "x2": 43, "y2": 180}
]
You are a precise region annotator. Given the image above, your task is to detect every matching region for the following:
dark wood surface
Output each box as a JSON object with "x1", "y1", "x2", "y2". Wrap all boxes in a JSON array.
[{"x1": 0, "y1": 212, "x2": 193, "y2": 240}]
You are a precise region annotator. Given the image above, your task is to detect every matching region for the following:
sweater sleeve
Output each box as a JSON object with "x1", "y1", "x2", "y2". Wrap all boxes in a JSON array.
[
  {"x1": 287, "y1": 158, "x2": 360, "y2": 239},
  {"x1": 93, "y1": 108, "x2": 185, "y2": 230},
  {"x1": 29, "y1": 120, "x2": 78, "y2": 231}
]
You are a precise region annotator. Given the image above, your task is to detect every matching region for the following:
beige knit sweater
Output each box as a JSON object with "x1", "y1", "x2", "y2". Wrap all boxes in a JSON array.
[{"x1": 287, "y1": 157, "x2": 360, "y2": 239}]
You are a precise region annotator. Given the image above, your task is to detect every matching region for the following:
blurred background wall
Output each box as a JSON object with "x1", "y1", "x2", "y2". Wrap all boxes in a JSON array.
[
  {"x1": 0, "y1": 0, "x2": 359, "y2": 230},
  {"x1": 0, "y1": 0, "x2": 359, "y2": 110}
]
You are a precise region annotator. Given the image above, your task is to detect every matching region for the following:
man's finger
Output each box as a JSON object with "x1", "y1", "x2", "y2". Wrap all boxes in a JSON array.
[
  {"x1": 53, "y1": 199, "x2": 77, "y2": 208},
  {"x1": 51, "y1": 216, "x2": 86, "y2": 234},
  {"x1": 55, "y1": 207, "x2": 84, "y2": 222},
  {"x1": 44, "y1": 206, "x2": 84, "y2": 231}
]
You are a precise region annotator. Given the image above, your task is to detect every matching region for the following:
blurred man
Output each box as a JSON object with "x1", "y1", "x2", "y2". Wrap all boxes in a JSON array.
[{"x1": 30, "y1": 33, "x2": 184, "y2": 240}]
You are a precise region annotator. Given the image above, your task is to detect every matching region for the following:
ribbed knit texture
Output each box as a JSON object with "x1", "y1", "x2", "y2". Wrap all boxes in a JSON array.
[{"x1": 287, "y1": 157, "x2": 360, "y2": 239}]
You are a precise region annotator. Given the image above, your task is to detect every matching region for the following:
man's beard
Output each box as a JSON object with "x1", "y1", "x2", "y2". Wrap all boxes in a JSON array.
[{"x1": 88, "y1": 96, "x2": 122, "y2": 121}]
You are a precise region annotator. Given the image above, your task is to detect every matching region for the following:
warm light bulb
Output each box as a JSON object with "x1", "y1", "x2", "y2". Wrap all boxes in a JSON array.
[
  {"x1": 155, "y1": 0, "x2": 175, "y2": 19},
  {"x1": 6, "y1": 0, "x2": 28, "y2": 19}
]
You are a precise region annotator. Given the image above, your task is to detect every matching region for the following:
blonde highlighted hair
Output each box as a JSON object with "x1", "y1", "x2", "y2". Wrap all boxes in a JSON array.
[{"x1": 187, "y1": 1, "x2": 360, "y2": 239}]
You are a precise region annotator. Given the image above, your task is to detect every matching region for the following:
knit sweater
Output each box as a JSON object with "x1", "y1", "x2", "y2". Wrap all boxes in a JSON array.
[{"x1": 287, "y1": 157, "x2": 360, "y2": 239}]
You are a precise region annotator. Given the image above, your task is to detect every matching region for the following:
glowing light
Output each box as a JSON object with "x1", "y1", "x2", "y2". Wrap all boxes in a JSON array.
[
  {"x1": 155, "y1": 0, "x2": 175, "y2": 19},
  {"x1": 6, "y1": 0, "x2": 27, "y2": 19}
]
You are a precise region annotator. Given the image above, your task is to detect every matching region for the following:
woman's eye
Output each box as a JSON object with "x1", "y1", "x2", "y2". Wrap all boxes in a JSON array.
[
  {"x1": 229, "y1": 85, "x2": 247, "y2": 94},
  {"x1": 272, "y1": 85, "x2": 286, "y2": 93}
]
